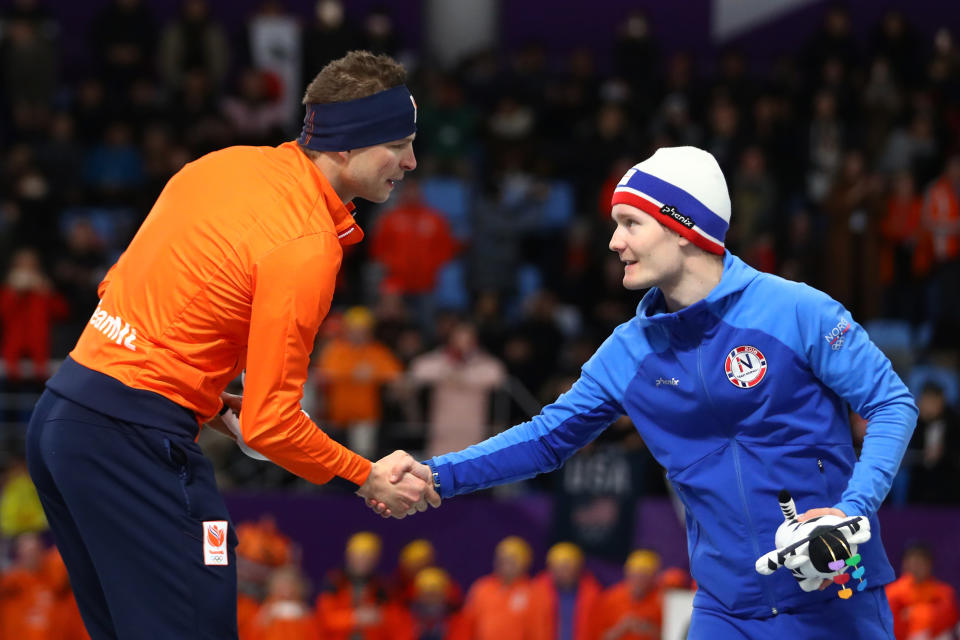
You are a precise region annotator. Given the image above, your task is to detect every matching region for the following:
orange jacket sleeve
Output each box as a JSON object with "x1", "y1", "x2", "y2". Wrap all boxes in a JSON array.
[{"x1": 241, "y1": 234, "x2": 371, "y2": 486}]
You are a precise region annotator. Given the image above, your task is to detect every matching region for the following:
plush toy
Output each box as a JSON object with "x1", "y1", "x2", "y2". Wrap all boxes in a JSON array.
[{"x1": 755, "y1": 490, "x2": 871, "y2": 599}]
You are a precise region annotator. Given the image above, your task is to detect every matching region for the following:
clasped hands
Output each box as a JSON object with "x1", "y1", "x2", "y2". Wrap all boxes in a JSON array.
[{"x1": 356, "y1": 450, "x2": 441, "y2": 519}]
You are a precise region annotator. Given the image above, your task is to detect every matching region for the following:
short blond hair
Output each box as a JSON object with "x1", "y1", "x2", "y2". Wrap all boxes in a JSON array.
[{"x1": 302, "y1": 50, "x2": 406, "y2": 105}]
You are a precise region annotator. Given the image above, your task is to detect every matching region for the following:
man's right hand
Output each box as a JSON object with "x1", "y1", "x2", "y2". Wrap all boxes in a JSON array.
[
  {"x1": 360, "y1": 450, "x2": 442, "y2": 518},
  {"x1": 356, "y1": 453, "x2": 434, "y2": 519}
]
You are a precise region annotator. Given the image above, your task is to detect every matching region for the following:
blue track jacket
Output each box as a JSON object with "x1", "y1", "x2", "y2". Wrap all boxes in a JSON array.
[{"x1": 428, "y1": 252, "x2": 917, "y2": 618}]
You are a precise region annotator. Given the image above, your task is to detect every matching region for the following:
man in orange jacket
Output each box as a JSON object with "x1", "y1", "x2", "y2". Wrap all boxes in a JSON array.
[
  {"x1": 885, "y1": 543, "x2": 959, "y2": 640},
  {"x1": 315, "y1": 532, "x2": 415, "y2": 640},
  {"x1": 530, "y1": 542, "x2": 601, "y2": 640},
  {"x1": 25, "y1": 50, "x2": 438, "y2": 639},
  {"x1": 588, "y1": 550, "x2": 663, "y2": 640},
  {"x1": 460, "y1": 536, "x2": 541, "y2": 640}
]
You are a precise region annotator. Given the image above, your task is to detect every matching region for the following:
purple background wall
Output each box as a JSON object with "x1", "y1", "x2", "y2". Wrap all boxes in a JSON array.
[
  {"x1": 25, "y1": 0, "x2": 960, "y2": 78},
  {"x1": 225, "y1": 492, "x2": 960, "y2": 595}
]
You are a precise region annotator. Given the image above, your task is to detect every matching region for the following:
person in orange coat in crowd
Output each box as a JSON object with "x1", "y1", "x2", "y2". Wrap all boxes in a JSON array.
[
  {"x1": 0, "y1": 532, "x2": 58, "y2": 640},
  {"x1": 391, "y1": 539, "x2": 463, "y2": 609},
  {"x1": 459, "y1": 536, "x2": 540, "y2": 640},
  {"x1": 0, "y1": 248, "x2": 68, "y2": 382},
  {"x1": 315, "y1": 532, "x2": 414, "y2": 640},
  {"x1": 249, "y1": 566, "x2": 322, "y2": 640},
  {"x1": 236, "y1": 515, "x2": 296, "y2": 640},
  {"x1": 885, "y1": 543, "x2": 959, "y2": 640},
  {"x1": 530, "y1": 542, "x2": 601, "y2": 640},
  {"x1": 316, "y1": 306, "x2": 403, "y2": 459},
  {"x1": 588, "y1": 550, "x2": 663, "y2": 640},
  {"x1": 43, "y1": 547, "x2": 90, "y2": 640},
  {"x1": 410, "y1": 567, "x2": 469, "y2": 640}
]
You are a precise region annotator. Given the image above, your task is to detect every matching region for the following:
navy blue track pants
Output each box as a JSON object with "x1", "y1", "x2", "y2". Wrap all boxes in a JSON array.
[
  {"x1": 26, "y1": 389, "x2": 238, "y2": 639},
  {"x1": 687, "y1": 585, "x2": 895, "y2": 639}
]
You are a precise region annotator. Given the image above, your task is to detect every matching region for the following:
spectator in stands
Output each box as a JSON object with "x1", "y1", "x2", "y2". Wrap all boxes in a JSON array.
[
  {"x1": 0, "y1": 458, "x2": 46, "y2": 538},
  {"x1": 460, "y1": 536, "x2": 539, "y2": 640},
  {"x1": 410, "y1": 567, "x2": 466, "y2": 640},
  {"x1": 0, "y1": 532, "x2": 56, "y2": 639},
  {"x1": 316, "y1": 532, "x2": 411, "y2": 640},
  {"x1": 316, "y1": 306, "x2": 403, "y2": 459},
  {"x1": 89, "y1": 0, "x2": 156, "y2": 97},
  {"x1": 236, "y1": 515, "x2": 295, "y2": 638},
  {"x1": 588, "y1": 550, "x2": 663, "y2": 640},
  {"x1": 301, "y1": 0, "x2": 355, "y2": 83},
  {"x1": 391, "y1": 539, "x2": 462, "y2": 609},
  {"x1": 407, "y1": 321, "x2": 506, "y2": 457},
  {"x1": 250, "y1": 566, "x2": 322, "y2": 640},
  {"x1": 82, "y1": 120, "x2": 144, "y2": 199},
  {"x1": 43, "y1": 548, "x2": 90, "y2": 640},
  {"x1": 919, "y1": 154, "x2": 960, "y2": 350},
  {"x1": 221, "y1": 68, "x2": 289, "y2": 147},
  {"x1": 370, "y1": 178, "x2": 460, "y2": 333},
  {"x1": 823, "y1": 148, "x2": 883, "y2": 319},
  {"x1": 0, "y1": 0, "x2": 58, "y2": 113},
  {"x1": 0, "y1": 247, "x2": 67, "y2": 383},
  {"x1": 157, "y1": 0, "x2": 229, "y2": 95},
  {"x1": 878, "y1": 171, "x2": 923, "y2": 320},
  {"x1": 530, "y1": 542, "x2": 601, "y2": 640},
  {"x1": 906, "y1": 383, "x2": 960, "y2": 503},
  {"x1": 886, "y1": 543, "x2": 959, "y2": 640}
]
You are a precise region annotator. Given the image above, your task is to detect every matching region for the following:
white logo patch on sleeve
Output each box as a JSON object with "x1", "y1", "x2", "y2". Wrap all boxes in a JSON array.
[{"x1": 203, "y1": 520, "x2": 228, "y2": 566}]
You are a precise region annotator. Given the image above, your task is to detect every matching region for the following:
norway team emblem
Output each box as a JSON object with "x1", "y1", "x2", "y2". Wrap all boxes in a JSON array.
[{"x1": 724, "y1": 345, "x2": 768, "y2": 388}]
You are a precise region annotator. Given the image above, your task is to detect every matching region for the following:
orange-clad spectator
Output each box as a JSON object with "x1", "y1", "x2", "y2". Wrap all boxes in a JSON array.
[
  {"x1": 316, "y1": 306, "x2": 403, "y2": 458},
  {"x1": 43, "y1": 548, "x2": 90, "y2": 640},
  {"x1": 249, "y1": 566, "x2": 322, "y2": 640},
  {"x1": 236, "y1": 515, "x2": 294, "y2": 569},
  {"x1": 391, "y1": 539, "x2": 463, "y2": 609},
  {"x1": 238, "y1": 592, "x2": 261, "y2": 640},
  {"x1": 530, "y1": 542, "x2": 601, "y2": 640},
  {"x1": 411, "y1": 567, "x2": 469, "y2": 640},
  {"x1": 237, "y1": 515, "x2": 293, "y2": 640},
  {"x1": 886, "y1": 543, "x2": 959, "y2": 640},
  {"x1": 316, "y1": 532, "x2": 414, "y2": 640},
  {"x1": 919, "y1": 155, "x2": 960, "y2": 266},
  {"x1": 878, "y1": 171, "x2": 923, "y2": 285},
  {"x1": 0, "y1": 533, "x2": 57, "y2": 640},
  {"x1": 0, "y1": 248, "x2": 68, "y2": 381},
  {"x1": 588, "y1": 550, "x2": 663, "y2": 640},
  {"x1": 656, "y1": 567, "x2": 693, "y2": 592},
  {"x1": 459, "y1": 536, "x2": 539, "y2": 640},
  {"x1": 370, "y1": 177, "x2": 459, "y2": 295}
]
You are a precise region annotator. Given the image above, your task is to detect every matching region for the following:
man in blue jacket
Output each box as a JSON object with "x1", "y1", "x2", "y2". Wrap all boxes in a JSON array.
[{"x1": 376, "y1": 146, "x2": 916, "y2": 638}]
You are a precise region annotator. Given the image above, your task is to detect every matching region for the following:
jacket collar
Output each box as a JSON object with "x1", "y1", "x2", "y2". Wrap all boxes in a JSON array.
[
  {"x1": 285, "y1": 141, "x2": 365, "y2": 246},
  {"x1": 635, "y1": 251, "x2": 759, "y2": 327}
]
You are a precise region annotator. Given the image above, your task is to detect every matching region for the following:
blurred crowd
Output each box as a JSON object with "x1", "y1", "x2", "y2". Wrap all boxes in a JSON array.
[
  {"x1": 1, "y1": 0, "x2": 959, "y2": 502},
  {"x1": 1, "y1": 522, "x2": 956, "y2": 640}
]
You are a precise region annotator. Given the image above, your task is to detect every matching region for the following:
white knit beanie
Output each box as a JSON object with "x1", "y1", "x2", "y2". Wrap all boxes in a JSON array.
[{"x1": 611, "y1": 146, "x2": 731, "y2": 255}]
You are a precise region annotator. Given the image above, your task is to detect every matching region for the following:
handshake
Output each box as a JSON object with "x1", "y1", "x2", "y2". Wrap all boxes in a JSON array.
[{"x1": 356, "y1": 451, "x2": 442, "y2": 519}]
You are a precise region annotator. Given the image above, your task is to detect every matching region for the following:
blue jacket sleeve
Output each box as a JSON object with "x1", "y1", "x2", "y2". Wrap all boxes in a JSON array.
[
  {"x1": 427, "y1": 367, "x2": 623, "y2": 499},
  {"x1": 796, "y1": 289, "x2": 918, "y2": 517}
]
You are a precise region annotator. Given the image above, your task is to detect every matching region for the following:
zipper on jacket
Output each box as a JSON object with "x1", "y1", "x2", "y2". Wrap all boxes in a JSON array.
[
  {"x1": 698, "y1": 345, "x2": 779, "y2": 616},
  {"x1": 818, "y1": 458, "x2": 825, "y2": 472}
]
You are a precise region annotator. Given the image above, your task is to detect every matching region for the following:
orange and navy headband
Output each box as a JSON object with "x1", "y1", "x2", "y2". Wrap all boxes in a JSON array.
[{"x1": 298, "y1": 85, "x2": 417, "y2": 152}]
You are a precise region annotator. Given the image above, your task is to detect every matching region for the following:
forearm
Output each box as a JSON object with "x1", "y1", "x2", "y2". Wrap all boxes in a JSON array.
[
  {"x1": 429, "y1": 398, "x2": 620, "y2": 498},
  {"x1": 244, "y1": 409, "x2": 371, "y2": 485},
  {"x1": 834, "y1": 399, "x2": 918, "y2": 516}
]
